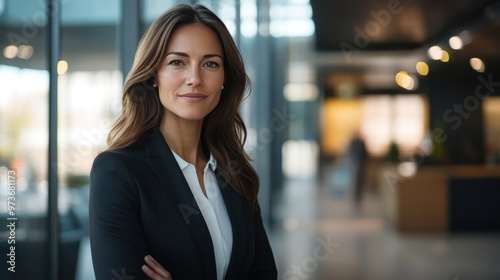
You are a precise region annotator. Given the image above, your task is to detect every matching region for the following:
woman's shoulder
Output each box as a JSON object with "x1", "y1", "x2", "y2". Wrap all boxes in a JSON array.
[{"x1": 93, "y1": 140, "x2": 147, "y2": 166}]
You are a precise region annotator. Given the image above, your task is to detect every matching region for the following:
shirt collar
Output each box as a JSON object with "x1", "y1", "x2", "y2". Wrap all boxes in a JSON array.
[
  {"x1": 170, "y1": 149, "x2": 217, "y2": 172},
  {"x1": 171, "y1": 150, "x2": 189, "y2": 170},
  {"x1": 206, "y1": 152, "x2": 217, "y2": 172}
]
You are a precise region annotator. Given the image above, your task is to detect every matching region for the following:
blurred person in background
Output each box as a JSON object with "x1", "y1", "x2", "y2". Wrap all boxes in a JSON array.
[{"x1": 348, "y1": 131, "x2": 367, "y2": 208}]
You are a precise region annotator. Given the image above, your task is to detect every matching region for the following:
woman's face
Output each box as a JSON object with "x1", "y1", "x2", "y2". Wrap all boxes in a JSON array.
[{"x1": 156, "y1": 23, "x2": 225, "y2": 124}]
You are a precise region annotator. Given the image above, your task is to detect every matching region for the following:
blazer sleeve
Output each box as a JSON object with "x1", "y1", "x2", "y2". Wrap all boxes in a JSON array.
[
  {"x1": 249, "y1": 205, "x2": 278, "y2": 279},
  {"x1": 89, "y1": 151, "x2": 149, "y2": 280}
]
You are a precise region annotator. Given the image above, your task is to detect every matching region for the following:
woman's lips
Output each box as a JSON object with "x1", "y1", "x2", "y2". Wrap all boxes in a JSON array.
[{"x1": 179, "y1": 93, "x2": 207, "y2": 102}]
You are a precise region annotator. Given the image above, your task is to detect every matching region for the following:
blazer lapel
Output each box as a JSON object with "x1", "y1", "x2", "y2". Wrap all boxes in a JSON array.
[
  {"x1": 217, "y1": 171, "x2": 251, "y2": 279},
  {"x1": 144, "y1": 130, "x2": 217, "y2": 280}
]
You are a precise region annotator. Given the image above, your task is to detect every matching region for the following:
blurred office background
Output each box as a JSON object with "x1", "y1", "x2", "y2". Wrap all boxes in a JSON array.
[{"x1": 1, "y1": 0, "x2": 500, "y2": 279}]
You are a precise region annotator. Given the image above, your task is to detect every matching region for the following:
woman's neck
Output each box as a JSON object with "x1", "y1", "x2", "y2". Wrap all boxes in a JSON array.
[{"x1": 159, "y1": 117, "x2": 205, "y2": 165}]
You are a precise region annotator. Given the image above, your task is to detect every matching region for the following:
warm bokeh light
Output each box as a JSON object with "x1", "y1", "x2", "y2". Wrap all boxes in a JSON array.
[
  {"x1": 360, "y1": 95, "x2": 427, "y2": 156},
  {"x1": 449, "y1": 36, "x2": 463, "y2": 50},
  {"x1": 470, "y1": 57, "x2": 485, "y2": 73},
  {"x1": 3, "y1": 45, "x2": 18, "y2": 59},
  {"x1": 321, "y1": 99, "x2": 362, "y2": 156},
  {"x1": 361, "y1": 98, "x2": 392, "y2": 156},
  {"x1": 284, "y1": 83, "x2": 319, "y2": 101},
  {"x1": 440, "y1": 50, "x2": 450, "y2": 62},
  {"x1": 401, "y1": 75, "x2": 415, "y2": 90},
  {"x1": 395, "y1": 71, "x2": 408, "y2": 86},
  {"x1": 398, "y1": 161, "x2": 417, "y2": 177},
  {"x1": 396, "y1": 71, "x2": 417, "y2": 90},
  {"x1": 416, "y1": 62, "x2": 429, "y2": 76},
  {"x1": 282, "y1": 140, "x2": 319, "y2": 178},
  {"x1": 392, "y1": 95, "x2": 427, "y2": 153},
  {"x1": 17, "y1": 45, "x2": 34, "y2": 59},
  {"x1": 427, "y1": 46, "x2": 443, "y2": 60},
  {"x1": 484, "y1": 97, "x2": 500, "y2": 165},
  {"x1": 57, "y1": 60, "x2": 69, "y2": 75}
]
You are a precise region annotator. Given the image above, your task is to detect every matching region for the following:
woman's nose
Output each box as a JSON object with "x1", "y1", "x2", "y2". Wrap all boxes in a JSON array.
[{"x1": 186, "y1": 66, "x2": 202, "y2": 86}]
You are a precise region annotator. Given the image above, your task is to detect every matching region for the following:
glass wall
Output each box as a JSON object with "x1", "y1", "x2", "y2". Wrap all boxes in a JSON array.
[
  {"x1": 59, "y1": 1, "x2": 121, "y2": 279},
  {"x1": 0, "y1": 0, "x2": 49, "y2": 279},
  {"x1": 0, "y1": 0, "x2": 122, "y2": 279}
]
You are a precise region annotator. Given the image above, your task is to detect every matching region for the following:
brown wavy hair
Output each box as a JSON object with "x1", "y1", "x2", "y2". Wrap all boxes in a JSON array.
[{"x1": 107, "y1": 4, "x2": 259, "y2": 209}]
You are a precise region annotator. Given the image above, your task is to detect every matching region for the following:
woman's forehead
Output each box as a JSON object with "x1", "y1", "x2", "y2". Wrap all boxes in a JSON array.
[{"x1": 166, "y1": 23, "x2": 223, "y2": 56}]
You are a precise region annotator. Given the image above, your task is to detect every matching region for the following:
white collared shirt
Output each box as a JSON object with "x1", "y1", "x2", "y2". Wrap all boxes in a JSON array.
[{"x1": 171, "y1": 150, "x2": 233, "y2": 280}]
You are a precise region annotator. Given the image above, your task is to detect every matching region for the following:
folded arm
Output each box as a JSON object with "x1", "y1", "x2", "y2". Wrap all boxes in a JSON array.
[
  {"x1": 89, "y1": 152, "x2": 150, "y2": 280},
  {"x1": 249, "y1": 205, "x2": 278, "y2": 279}
]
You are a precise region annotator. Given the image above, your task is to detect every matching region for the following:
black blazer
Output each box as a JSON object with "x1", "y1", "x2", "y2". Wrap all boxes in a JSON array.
[{"x1": 89, "y1": 130, "x2": 277, "y2": 280}]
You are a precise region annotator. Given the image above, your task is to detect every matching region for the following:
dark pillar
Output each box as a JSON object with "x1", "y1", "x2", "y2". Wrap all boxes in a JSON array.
[
  {"x1": 119, "y1": 0, "x2": 141, "y2": 79},
  {"x1": 47, "y1": 0, "x2": 60, "y2": 279}
]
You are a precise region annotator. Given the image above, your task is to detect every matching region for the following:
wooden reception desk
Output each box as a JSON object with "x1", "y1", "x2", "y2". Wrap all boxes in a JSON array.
[{"x1": 380, "y1": 165, "x2": 500, "y2": 233}]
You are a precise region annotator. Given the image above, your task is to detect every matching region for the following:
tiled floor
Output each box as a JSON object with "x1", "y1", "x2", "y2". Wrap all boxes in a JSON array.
[{"x1": 269, "y1": 165, "x2": 500, "y2": 280}]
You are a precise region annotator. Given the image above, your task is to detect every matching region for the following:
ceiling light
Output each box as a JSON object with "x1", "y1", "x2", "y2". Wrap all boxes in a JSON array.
[
  {"x1": 395, "y1": 71, "x2": 408, "y2": 87},
  {"x1": 427, "y1": 46, "x2": 443, "y2": 60},
  {"x1": 395, "y1": 71, "x2": 417, "y2": 90},
  {"x1": 17, "y1": 45, "x2": 33, "y2": 59},
  {"x1": 3, "y1": 45, "x2": 18, "y2": 59},
  {"x1": 449, "y1": 36, "x2": 463, "y2": 50},
  {"x1": 440, "y1": 50, "x2": 450, "y2": 62},
  {"x1": 416, "y1": 62, "x2": 429, "y2": 76},
  {"x1": 401, "y1": 75, "x2": 415, "y2": 90},
  {"x1": 470, "y1": 58, "x2": 485, "y2": 73},
  {"x1": 57, "y1": 60, "x2": 68, "y2": 75}
]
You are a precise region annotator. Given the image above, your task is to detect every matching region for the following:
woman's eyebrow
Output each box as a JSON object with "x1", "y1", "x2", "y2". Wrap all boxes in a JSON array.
[
  {"x1": 203, "y1": 54, "x2": 223, "y2": 59},
  {"x1": 166, "y1": 51, "x2": 222, "y2": 59},
  {"x1": 166, "y1": 51, "x2": 189, "y2": 57}
]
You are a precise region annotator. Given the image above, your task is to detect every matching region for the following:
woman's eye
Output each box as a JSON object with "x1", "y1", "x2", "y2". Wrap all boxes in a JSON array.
[
  {"x1": 168, "y1": 60, "x2": 184, "y2": 66},
  {"x1": 204, "y1": 61, "x2": 219, "y2": 69}
]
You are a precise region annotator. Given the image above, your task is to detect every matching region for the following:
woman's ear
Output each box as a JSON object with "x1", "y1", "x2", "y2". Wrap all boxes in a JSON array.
[{"x1": 150, "y1": 75, "x2": 158, "y2": 88}]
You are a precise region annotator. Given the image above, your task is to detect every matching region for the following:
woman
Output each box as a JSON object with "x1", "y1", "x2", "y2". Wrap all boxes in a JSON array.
[{"x1": 89, "y1": 4, "x2": 277, "y2": 280}]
